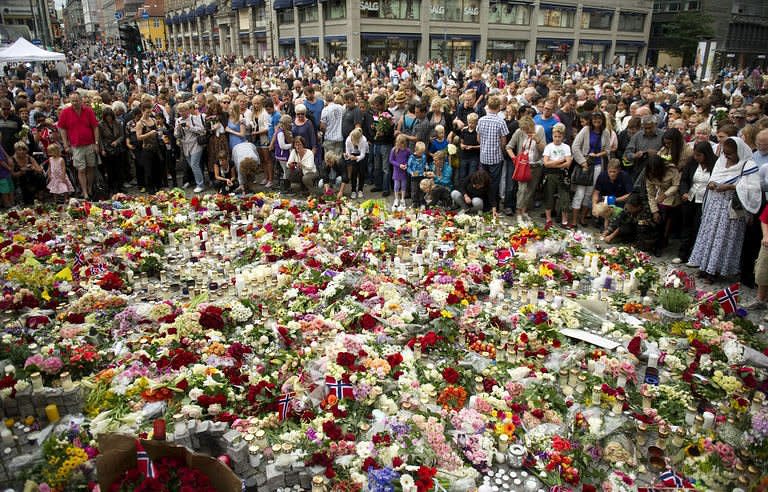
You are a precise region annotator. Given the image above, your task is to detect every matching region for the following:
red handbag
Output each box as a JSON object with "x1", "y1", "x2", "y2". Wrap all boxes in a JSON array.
[{"x1": 512, "y1": 138, "x2": 533, "y2": 182}]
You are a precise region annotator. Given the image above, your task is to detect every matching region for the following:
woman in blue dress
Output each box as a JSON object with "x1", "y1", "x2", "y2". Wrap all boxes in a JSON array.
[{"x1": 225, "y1": 102, "x2": 247, "y2": 151}]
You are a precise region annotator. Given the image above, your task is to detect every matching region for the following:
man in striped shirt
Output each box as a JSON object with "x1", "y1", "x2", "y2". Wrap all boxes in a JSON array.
[{"x1": 477, "y1": 95, "x2": 509, "y2": 216}]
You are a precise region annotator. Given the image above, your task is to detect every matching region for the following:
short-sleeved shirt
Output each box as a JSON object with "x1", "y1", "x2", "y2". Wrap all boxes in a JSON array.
[
  {"x1": 341, "y1": 106, "x2": 363, "y2": 141},
  {"x1": 534, "y1": 114, "x2": 560, "y2": 143},
  {"x1": 477, "y1": 112, "x2": 509, "y2": 165},
  {"x1": 594, "y1": 170, "x2": 634, "y2": 200},
  {"x1": 57, "y1": 105, "x2": 98, "y2": 147},
  {"x1": 543, "y1": 142, "x2": 571, "y2": 162}
]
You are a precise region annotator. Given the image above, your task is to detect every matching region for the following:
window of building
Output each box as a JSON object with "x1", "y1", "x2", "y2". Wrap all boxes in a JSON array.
[
  {"x1": 153, "y1": 18, "x2": 160, "y2": 27},
  {"x1": 429, "y1": 0, "x2": 480, "y2": 22},
  {"x1": 618, "y1": 12, "x2": 645, "y2": 32},
  {"x1": 581, "y1": 10, "x2": 612, "y2": 30},
  {"x1": 430, "y1": 39, "x2": 474, "y2": 66},
  {"x1": 488, "y1": 3, "x2": 530, "y2": 25},
  {"x1": 535, "y1": 40, "x2": 570, "y2": 61},
  {"x1": 301, "y1": 40, "x2": 319, "y2": 58},
  {"x1": 537, "y1": 8, "x2": 574, "y2": 28},
  {"x1": 298, "y1": 5, "x2": 318, "y2": 22},
  {"x1": 326, "y1": 40, "x2": 347, "y2": 59},
  {"x1": 360, "y1": 0, "x2": 421, "y2": 20},
  {"x1": 667, "y1": 2, "x2": 680, "y2": 11},
  {"x1": 486, "y1": 39, "x2": 526, "y2": 62},
  {"x1": 652, "y1": 1, "x2": 662, "y2": 12},
  {"x1": 254, "y1": 6, "x2": 266, "y2": 20},
  {"x1": 277, "y1": 8, "x2": 294, "y2": 24},
  {"x1": 577, "y1": 43, "x2": 607, "y2": 64},
  {"x1": 360, "y1": 37, "x2": 419, "y2": 62},
  {"x1": 324, "y1": 0, "x2": 346, "y2": 20},
  {"x1": 685, "y1": 1, "x2": 699, "y2": 10}
]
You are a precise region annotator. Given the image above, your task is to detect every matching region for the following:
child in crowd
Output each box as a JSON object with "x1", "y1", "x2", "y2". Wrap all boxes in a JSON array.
[
  {"x1": 407, "y1": 141, "x2": 432, "y2": 209},
  {"x1": 45, "y1": 143, "x2": 74, "y2": 202},
  {"x1": 602, "y1": 194, "x2": 644, "y2": 244},
  {"x1": 593, "y1": 201, "x2": 623, "y2": 233},
  {"x1": 433, "y1": 150, "x2": 452, "y2": 188},
  {"x1": 389, "y1": 134, "x2": 411, "y2": 211},
  {"x1": 420, "y1": 178, "x2": 452, "y2": 209},
  {"x1": 448, "y1": 136, "x2": 461, "y2": 188},
  {"x1": 318, "y1": 151, "x2": 343, "y2": 196},
  {"x1": 429, "y1": 125, "x2": 448, "y2": 161},
  {"x1": 541, "y1": 123, "x2": 572, "y2": 228},
  {"x1": 213, "y1": 150, "x2": 238, "y2": 194}
]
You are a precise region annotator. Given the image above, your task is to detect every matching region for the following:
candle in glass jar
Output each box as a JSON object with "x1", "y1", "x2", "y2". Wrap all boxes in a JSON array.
[
  {"x1": 0, "y1": 430, "x2": 12, "y2": 446},
  {"x1": 45, "y1": 404, "x2": 60, "y2": 423},
  {"x1": 592, "y1": 385, "x2": 602, "y2": 406},
  {"x1": 30, "y1": 372, "x2": 43, "y2": 391},
  {"x1": 60, "y1": 372, "x2": 73, "y2": 390},
  {"x1": 702, "y1": 411, "x2": 715, "y2": 430},
  {"x1": 4, "y1": 365, "x2": 14, "y2": 377}
]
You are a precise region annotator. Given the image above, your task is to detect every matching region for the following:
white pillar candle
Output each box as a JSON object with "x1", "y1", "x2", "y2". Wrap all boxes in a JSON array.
[
  {"x1": 60, "y1": 372, "x2": 73, "y2": 391},
  {"x1": 0, "y1": 430, "x2": 13, "y2": 446},
  {"x1": 30, "y1": 372, "x2": 43, "y2": 392},
  {"x1": 702, "y1": 411, "x2": 715, "y2": 430}
]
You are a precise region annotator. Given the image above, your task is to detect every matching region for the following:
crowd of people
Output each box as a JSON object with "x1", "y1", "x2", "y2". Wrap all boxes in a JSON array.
[{"x1": 3, "y1": 47, "x2": 768, "y2": 296}]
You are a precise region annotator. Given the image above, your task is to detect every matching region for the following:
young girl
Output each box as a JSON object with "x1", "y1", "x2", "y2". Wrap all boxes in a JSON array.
[
  {"x1": 342, "y1": 128, "x2": 369, "y2": 199},
  {"x1": 428, "y1": 125, "x2": 449, "y2": 162},
  {"x1": 389, "y1": 134, "x2": 411, "y2": 210},
  {"x1": 46, "y1": 143, "x2": 74, "y2": 202},
  {"x1": 213, "y1": 150, "x2": 238, "y2": 194},
  {"x1": 433, "y1": 150, "x2": 453, "y2": 189},
  {"x1": 319, "y1": 151, "x2": 344, "y2": 196},
  {"x1": 407, "y1": 141, "x2": 433, "y2": 209},
  {"x1": 542, "y1": 124, "x2": 573, "y2": 228},
  {"x1": 274, "y1": 115, "x2": 293, "y2": 193}
]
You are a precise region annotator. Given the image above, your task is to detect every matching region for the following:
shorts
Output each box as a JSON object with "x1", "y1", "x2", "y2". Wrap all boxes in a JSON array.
[
  {"x1": 756, "y1": 244, "x2": 768, "y2": 286},
  {"x1": 0, "y1": 177, "x2": 13, "y2": 194},
  {"x1": 72, "y1": 145, "x2": 98, "y2": 170}
]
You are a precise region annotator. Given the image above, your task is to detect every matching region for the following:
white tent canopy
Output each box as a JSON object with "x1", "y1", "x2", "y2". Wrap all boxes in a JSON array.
[{"x1": 0, "y1": 37, "x2": 65, "y2": 63}]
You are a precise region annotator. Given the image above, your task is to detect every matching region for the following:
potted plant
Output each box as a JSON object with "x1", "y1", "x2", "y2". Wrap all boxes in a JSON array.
[{"x1": 657, "y1": 288, "x2": 692, "y2": 321}]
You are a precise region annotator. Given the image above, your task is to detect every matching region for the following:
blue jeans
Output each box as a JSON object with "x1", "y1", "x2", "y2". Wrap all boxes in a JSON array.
[
  {"x1": 185, "y1": 150, "x2": 204, "y2": 187},
  {"x1": 482, "y1": 161, "x2": 503, "y2": 212},
  {"x1": 458, "y1": 154, "x2": 479, "y2": 188},
  {"x1": 372, "y1": 143, "x2": 392, "y2": 192}
]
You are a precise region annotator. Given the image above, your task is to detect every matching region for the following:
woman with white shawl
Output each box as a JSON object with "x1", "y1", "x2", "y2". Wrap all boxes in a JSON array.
[{"x1": 688, "y1": 136, "x2": 761, "y2": 281}]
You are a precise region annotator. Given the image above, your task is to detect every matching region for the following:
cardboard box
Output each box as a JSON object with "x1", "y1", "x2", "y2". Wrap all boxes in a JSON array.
[{"x1": 96, "y1": 433, "x2": 242, "y2": 492}]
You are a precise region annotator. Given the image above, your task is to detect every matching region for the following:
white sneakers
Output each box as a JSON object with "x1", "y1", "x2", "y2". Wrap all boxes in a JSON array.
[
  {"x1": 392, "y1": 199, "x2": 399, "y2": 211},
  {"x1": 193, "y1": 186, "x2": 204, "y2": 193}
]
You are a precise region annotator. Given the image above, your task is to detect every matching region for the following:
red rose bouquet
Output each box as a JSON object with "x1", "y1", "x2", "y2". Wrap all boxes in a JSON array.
[{"x1": 109, "y1": 456, "x2": 218, "y2": 492}]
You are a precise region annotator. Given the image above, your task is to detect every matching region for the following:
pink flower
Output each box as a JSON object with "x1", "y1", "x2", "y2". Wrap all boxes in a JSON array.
[{"x1": 40, "y1": 356, "x2": 63, "y2": 375}]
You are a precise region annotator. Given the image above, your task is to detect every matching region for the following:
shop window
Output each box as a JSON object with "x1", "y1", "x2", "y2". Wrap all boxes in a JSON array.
[
  {"x1": 577, "y1": 44, "x2": 606, "y2": 64},
  {"x1": 277, "y1": 8, "x2": 294, "y2": 23},
  {"x1": 324, "y1": 0, "x2": 346, "y2": 20},
  {"x1": 254, "y1": 6, "x2": 266, "y2": 20},
  {"x1": 618, "y1": 12, "x2": 644, "y2": 32},
  {"x1": 488, "y1": 3, "x2": 529, "y2": 25},
  {"x1": 537, "y1": 8, "x2": 574, "y2": 28},
  {"x1": 429, "y1": 0, "x2": 480, "y2": 22},
  {"x1": 360, "y1": 0, "x2": 420, "y2": 20},
  {"x1": 581, "y1": 11, "x2": 612, "y2": 30},
  {"x1": 685, "y1": 1, "x2": 699, "y2": 10},
  {"x1": 360, "y1": 37, "x2": 419, "y2": 63},
  {"x1": 486, "y1": 40, "x2": 526, "y2": 62}
]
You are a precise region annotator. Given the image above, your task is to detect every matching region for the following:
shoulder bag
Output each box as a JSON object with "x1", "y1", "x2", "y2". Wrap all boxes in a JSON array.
[{"x1": 511, "y1": 137, "x2": 532, "y2": 183}]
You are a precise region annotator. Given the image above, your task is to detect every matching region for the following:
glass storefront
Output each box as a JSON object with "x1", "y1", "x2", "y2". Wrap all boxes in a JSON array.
[
  {"x1": 326, "y1": 40, "x2": 347, "y2": 60},
  {"x1": 277, "y1": 9, "x2": 294, "y2": 24},
  {"x1": 488, "y1": 3, "x2": 530, "y2": 25},
  {"x1": 324, "y1": 0, "x2": 346, "y2": 20},
  {"x1": 535, "y1": 40, "x2": 571, "y2": 62},
  {"x1": 486, "y1": 40, "x2": 526, "y2": 62},
  {"x1": 580, "y1": 10, "x2": 612, "y2": 30},
  {"x1": 279, "y1": 42, "x2": 295, "y2": 58},
  {"x1": 302, "y1": 39, "x2": 319, "y2": 58},
  {"x1": 614, "y1": 45, "x2": 642, "y2": 65},
  {"x1": 429, "y1": 0, "x2": 480, "y2": 22},
  {"x1": 537, "y1": 8, "x2": 574, "y2": 28},
  {"x1": 361, "y1": 36, "x2": 419, "y2": 63},
  {"x1": 429, "y1": 38, "x2": 475, "y2": 67},
  {"x1": 360, "y1": 0, "x2": 420, "y2": 20},
  {"x1": 577, "y1": 42, "x2": 608, "y2": 64},
  {"x1": 618, "y1": 12, "x2": 644, "y2": 32}
]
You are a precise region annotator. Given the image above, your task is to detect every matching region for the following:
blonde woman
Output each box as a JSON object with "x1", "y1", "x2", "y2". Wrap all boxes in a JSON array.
[
  {"x1": 274, "y1": 114, "x2": 294, "y2": 192},
  {"x1": 505, "y1": 116, "x2": 545, "y2": 224},
  {"x1": 341, "y1": 128, "x2": 369, "y2": 199},
  {"x1": 225, "y1": 102, "x2": 247, "y2": 151}
]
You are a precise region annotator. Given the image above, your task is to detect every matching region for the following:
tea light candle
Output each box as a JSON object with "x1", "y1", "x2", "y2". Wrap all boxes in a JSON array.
[
  {"x1": 4, "y1": 365, "x2": 14, "y2": 377},
  {"x1": 497, "y1": 433, "x2": 509, "y2": 452},
  {"x1": 0, "y1": 430, "x2": 12, "y2": 446},
  {"x1": 60, "y1": 372, "x2": 73, "y2": 390},
  {"x1": 587, "y1": 416, "x2": 602, "y2": 434},
  {"x1": 45, "y1": 404, "x2": 60, "y2": 423},
  {"x1": 592, "y1": 385, "x2": 602, "y2": 406}
]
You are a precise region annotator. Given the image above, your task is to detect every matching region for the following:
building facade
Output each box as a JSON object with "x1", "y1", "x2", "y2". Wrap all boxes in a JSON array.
[
  {"x1": 1, "y1": 0, "x2": 56, "y2": 46},
  {"x1": 165, "y1": 0, "x2": 651, "y2": 65},
  {"x1": 64, "y1": 0, "x2": 86, "y2": 40},
  {"x1": 649, "y1": 0, "x2": 768, "y2": 69}
]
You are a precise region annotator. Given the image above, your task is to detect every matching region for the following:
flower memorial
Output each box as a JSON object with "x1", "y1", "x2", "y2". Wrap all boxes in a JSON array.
[{"x1": 0, "y1": 190, "x2": 766, "y2": 491}]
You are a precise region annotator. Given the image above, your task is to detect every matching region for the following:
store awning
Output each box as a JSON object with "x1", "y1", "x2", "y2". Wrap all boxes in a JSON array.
[
  {"x1": 537, "y1": 38, "x2": 574, "y2": 45},
  {"x1": 325, "y1": 35, "x2": 346, "y2": 42},
  {"x1": 539, "y1": 3, "x2": 576, "y2": 10},
  {"x1": 206, "y1": 2, "x2": 219, "y2": 14},
  {"x1": 279, "y1": 37, "x2": 296, "y2": 45},
  {"x1": 195, "y1": 6, "x2": 206, "y2": 16},
  {"x1": 579, "y1": 39, "x2": 612, "y2": 45},
  {"x1": 165, "y1": 16, "x2": 172, "y2": 24},
  {"x1": 273, "y1": 0, "x2": 293, "y2": 10},
  {"x1": 293, "y1": 0, "x2": 316, "y2": 7},
  {"x1": 581, "y1": 6, "x2": 613, "y2": 13},
  {"x1": 429, "y1": 34, "x2": 480, "y2": 41},
  {"x1": 231, "y1": 0, "x2": 245, "y2": 9},
  {"x1": 245, "y1": 0, "x2": 264, "y2": 6},
  {"x1": 172, "y1": 14, "x2": 180, "y2": 23},
  {"x1": 361, "y1": 33, "x2": 421, "y2": 40},
  {"x1": 615, "y1": 40, "x2": 646, "y2": 46}
]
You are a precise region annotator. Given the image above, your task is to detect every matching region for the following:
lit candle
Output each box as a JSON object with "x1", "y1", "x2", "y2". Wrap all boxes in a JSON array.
[
  {"x1": 60, "y1": 372, "x2": 73, "y2": 391},
  {"x1": 0, "y1": 430, "x2": 12, "y2": 446},
  {"x1": 4, "y1": 365, "x2": 14, "y2": 377},
  {"x1": 702, "y1": 411, "x2": 715, "y2": 430},
  {"x1": 45, "y1": 404, "x2": 60, "y2": 424},
  {"x1": 497, "y1": 433, "x2": 509, "y2": 452},
  {"x1": 30, "y1": 372, "x2": 43, "y2": 392}
]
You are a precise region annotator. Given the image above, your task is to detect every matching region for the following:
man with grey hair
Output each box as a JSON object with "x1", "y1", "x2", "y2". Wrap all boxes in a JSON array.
[
  {"x1": 624, "y1": 114, "x2": 664, "y2": 182},
  {"x1": 174, "y1": 102, "x2": 207, "y2": 193}
]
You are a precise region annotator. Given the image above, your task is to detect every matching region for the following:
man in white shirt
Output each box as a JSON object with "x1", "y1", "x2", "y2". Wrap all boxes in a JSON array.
[
  {"x1": 173, "y1": 102, "x2": 207, "y2": 193},
  {"x1": 320, "y1": 94, "x2": 344, "y2": 156}
]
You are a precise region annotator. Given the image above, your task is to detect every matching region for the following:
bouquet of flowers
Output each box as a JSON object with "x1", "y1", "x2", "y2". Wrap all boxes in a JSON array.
[{"x1": 374, "y1": 111, "x2": 395, "y2": 140}]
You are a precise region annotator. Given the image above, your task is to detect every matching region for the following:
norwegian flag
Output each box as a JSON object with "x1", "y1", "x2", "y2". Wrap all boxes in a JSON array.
[
  {"x1": 277, "y1": 392, "x2": 295, "y2": 421},
  {"x1": 73, "y1": 250, "x2": 86, "y2": 268},
  {"x1": 656, "y1": 469, "x2": 694, "y2": 489},
  {"x1": 716, "y1": 283, "x2": 740, "y2": 314},
  {"x1": 325, "y1": 375, "x2": 355, "y2": 400},
  {"x1": 135, "y1": 440, "x2": 157, "y2": 478},
  {"x1": 89, "y1": 263, "x2": 107, "y2": 276},
  {"x1": 496, "y1": 247, "x2": 516, "y2": 265}
]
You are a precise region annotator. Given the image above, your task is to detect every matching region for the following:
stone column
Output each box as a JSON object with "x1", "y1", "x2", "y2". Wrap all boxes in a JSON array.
[
  {"x1": 294, "y1": 6, "x2": 300, "y2": 57},
  {"x1": 197, "y1": 14, "x2": 204, "y2": 52},
  {"x1": 318, "y1": 0, "x2": 325, "y2": 60},
  {"x1": 417, "y1": 0, "x2": 430, "y2": 63},
  {"x1": 607, "y1": 7, "x2": 619, "y2": 65},
  {"x1": 231, "y1": 12, "x2": 240, "y2": 56},
  {"x1": 570, "y1": 4, "x2": 583, "y2": 64},
  {"x1": 477, "y1": 0, "x2": 489, "y2": 62},
  {"x1": 219, "y1": 23, "x2": 227, "y2": 54},
  {"x1": 187, "y1": 19, "x2": 195, "y2": 52},
  {"x1": 639, "y1": 7, "x2": 651, "y2": 63},
  {"x1": 526, "y1": 1, "x2": 539, "y2": 62},
  {"x1": 347, "y1": 0, "x2": 360, "y2": 60},
  {"x1": 249, "y1": 6, "x2": 258, "y2": 56}
]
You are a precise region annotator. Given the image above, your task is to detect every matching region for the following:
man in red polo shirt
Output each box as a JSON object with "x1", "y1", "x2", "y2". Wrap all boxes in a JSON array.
[{"x1": 58, "y1": 93, "x2": 99, "y2": 199}]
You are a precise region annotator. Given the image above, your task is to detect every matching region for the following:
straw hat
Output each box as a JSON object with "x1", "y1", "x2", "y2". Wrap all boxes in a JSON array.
[{"x1": 393, "y1": 91, "x2": 408, "y2": 104}]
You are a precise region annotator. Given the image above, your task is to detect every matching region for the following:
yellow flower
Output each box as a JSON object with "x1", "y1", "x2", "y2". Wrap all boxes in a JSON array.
[
  {"x1": 440, "y1": 309, "x2": 454, "y2": 319},
  {"x1": 460, "y1": 299, "x2": 469, "y2": 307},
  {"x1": 538, "y1": 264, "x2": 554, "y2": 278}
]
